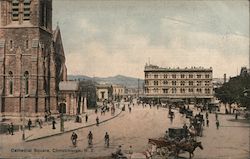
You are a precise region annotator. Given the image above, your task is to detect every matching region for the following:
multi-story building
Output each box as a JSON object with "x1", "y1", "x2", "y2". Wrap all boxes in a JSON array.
[
  {"x1": 144, "y1": 64, "x2": 213, "y2": 104},
  {"x1": 112, "y1": 84, "x2": 125, "y2": 100},
  {"x1": 0, "y1": 0, "x2": 67, "y2": 117}
]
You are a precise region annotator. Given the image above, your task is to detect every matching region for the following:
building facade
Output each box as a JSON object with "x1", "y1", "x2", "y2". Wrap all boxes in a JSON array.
[
  {"x1": 144, "y1": 64, "x2": 213, "y2": 104},
  {"x1": 112, "y1": 84, "x2": 125, "y2": 101},
  {"x1": 59, "y1": 81, "x2": 87, "y2": 115},
  {"x1": 0, "y1": 0, "x2": 67, "y2": 117},
  {"x1": 96, "y1": 84, "x2": 112, "y2": 102}
]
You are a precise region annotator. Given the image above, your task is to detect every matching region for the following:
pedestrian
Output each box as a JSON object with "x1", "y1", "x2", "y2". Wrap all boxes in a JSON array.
[
  {"x1": 28, "y1": 119, "x2": 32, "y2": 130},
  {"x1": 95, "y1": 108, "x2": 98, "y2": 114},
  {"x1": 7, "y1": 124, "x2": 11, "y2": 135},
  {"x1": 235, "y1": 112, "x2": 238, "y2": 120},
  {"x1": 206, "y1": 119, "x2": 209, "y2": 127},
  {"x1": 71, "y1": 132, "x2": 78, "y2": 147},
  {"x1": 52, "y1": 118, "x2": 56, "y2": 129},
  {"x1": 10, "y1": 123, "x2": 14, "y2": 135},
  {"x1": 38, "y1": 119, "x2": 42, "y2": 128},
  {"x1": 216, "y1": 120, "x2": 220, "y2": 129},
  {"x1": 96, "y1": 116, "x2": 99, "y2": 126},
  {"x1": 104, "y1": 132, "x2": 110, "y2": 147},
  {"x1": 44, "y1": 113, "x2": 48, "y2": 122},
  {"x1": 85, "y1": 114, "x2": 88, "y2": 122},
  {"x1": 215, "y1": 112, "x2": 218, "y2": 120},
  {"x1": 128, "y1": 145, "x2": 133, "y2": 158},
  {"x1": 129, "y1": 107, "x2": 131, "y2": 113},
  {"x1": 183, "y1": 123, "x2": 188, "y2": 138},
  {"x1": 88, "y1": 131, "x2": 93, "y2": 147},
  {"x1": 205, "y1": 112, "x2": 208, "y2": 119}
]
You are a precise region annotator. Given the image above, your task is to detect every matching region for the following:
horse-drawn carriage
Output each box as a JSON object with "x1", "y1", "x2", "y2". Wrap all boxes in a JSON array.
[
  {"x1": 147, "y1": 127, "x2": 203, "y2": 158},
  {"x1": 189, "y1": 114, "x2": 204, "y2": 137}
]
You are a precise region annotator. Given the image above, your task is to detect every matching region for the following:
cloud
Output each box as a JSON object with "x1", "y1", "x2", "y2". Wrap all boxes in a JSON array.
[{"x1": 53, "y1": 1, "x2": 249, "y2": 79}]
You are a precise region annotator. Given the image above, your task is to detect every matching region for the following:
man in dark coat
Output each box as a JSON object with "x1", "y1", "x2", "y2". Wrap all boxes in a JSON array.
[{"x1": 28, "y1": 119, "x2": 32, "y2": 130}]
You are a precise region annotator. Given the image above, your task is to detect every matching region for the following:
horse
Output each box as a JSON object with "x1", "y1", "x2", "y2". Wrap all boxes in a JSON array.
[{"x1": 175, "y1": 141, "x2": 203, "y2": 159}]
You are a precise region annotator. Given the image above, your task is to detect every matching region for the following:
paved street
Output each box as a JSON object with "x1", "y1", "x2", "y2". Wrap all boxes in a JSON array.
[{"x1": 0, "y1": 102, "x2": 249, "y2": 159}]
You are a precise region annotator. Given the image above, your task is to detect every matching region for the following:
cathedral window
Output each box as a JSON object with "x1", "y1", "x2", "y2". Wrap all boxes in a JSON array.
[
  {"x1": 10, "y1": 40, "x2": 13, "y2": 49},
  {"x1": 23, "y1": 0, "x2": 31, "y2": 21},
  {"x1": 24, "y1": 71, "x2": 29, "y2": 95},
  {"x1": 9, "y1": 71, "x2": 14, "y2": 95},
  {"x1": 40, "y1": 2, "x2": 47, "y2": 27},
  {"x1": 26, "y1": 40, "x2": 29, "y2": 49},
  {"x1": 12, "y1": 0, "x2": 19, "y2": 21}
]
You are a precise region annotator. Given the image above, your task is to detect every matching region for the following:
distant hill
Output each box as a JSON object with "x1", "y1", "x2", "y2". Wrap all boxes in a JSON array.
[{"x1": 68, "y1": 75, "x2": 144, "y2": 88}]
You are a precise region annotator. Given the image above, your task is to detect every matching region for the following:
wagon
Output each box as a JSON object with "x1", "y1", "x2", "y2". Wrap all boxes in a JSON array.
[{"x1": 168, "y1": 127, "x2": 185, "y2": 139}]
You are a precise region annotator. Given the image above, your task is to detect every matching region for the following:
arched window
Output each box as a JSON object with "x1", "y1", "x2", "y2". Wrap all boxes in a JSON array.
[
  {"x1": 25, "y1": 40, "x2": 29, "y2": 49},
  {"x1": 24, "y1": 71, "x2": 29, "y2": 95},
  {"x1": 10, "y1": 40, "x2": 13, "y2": 49},
  {"x1": 9, "y1": 71, "x2": 14, "y2": 95}
]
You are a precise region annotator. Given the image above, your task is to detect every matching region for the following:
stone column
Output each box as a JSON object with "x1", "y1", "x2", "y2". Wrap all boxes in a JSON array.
[
  {"x1": 84, "y1": 97, "x2": 87, "y2": 113},
  {"x1": 79, "y1": 96, "x2": 83, "y2": 114}
]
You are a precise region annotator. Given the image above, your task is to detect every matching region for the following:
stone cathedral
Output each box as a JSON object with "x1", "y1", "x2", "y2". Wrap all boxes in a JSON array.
[{"x1": 0, "y1": 0, "x2": 67, "y2": 117}]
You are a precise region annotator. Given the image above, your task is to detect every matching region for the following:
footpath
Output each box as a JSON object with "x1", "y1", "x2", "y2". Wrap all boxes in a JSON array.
[{"x1": 0, "y1": 105, "x2": 123, "y2": 144}]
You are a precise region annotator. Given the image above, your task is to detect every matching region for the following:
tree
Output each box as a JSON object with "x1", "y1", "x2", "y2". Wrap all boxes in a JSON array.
[{"x1": 215, "y1": 73, "x2": 250, "y2": 113}]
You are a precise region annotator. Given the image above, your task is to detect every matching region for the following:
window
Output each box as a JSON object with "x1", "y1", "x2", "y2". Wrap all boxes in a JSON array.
[
  {"x1": 145, "y1": 88, "x2": 149, "y2": 93},
  {"x1": 23, "y1": 0, "x2": 31, "y2": 20},
  {"x1": 163, "y1": 80, "x2": 168, "y2": 85},
  {"x1": 40, "y1": 1, "x2": 47, "y2": 27},
  {"x1": 154, "y1": 81, "x2": 158, "y2": 86},
  {"x1": 12, "y1": 0, "x2": 19, "y2": 21},
  {"x1": 153, "y1": 88, "x2": 158, "y2": 93},
  {"x1": 172, "y1": 81, "x2": 176, "y2": 86},
  {"x1": 164, "y1": 74, "x2": 168, "y2": 78},
  {"x1": 181, "y1": 74, "x2": 185, "y2": 78},
  {"x1": 10, "y1": 40, "x2": 13, "y2": 49},
  {"x1": 145, "y1": 80, "x2": 149, "y2": 85},
  {"x1": 26, "y1": 40, "x2": 29, "y2": 49},
  {"x1": 24, "y1": 71, "x2": 29, "y2": 95},
  {"x1": 180, "y1": 88, "x2": 185, "y2": 93},
  {"x1": 205, "y1": 88, "x2": 210, "y2": 94},
  {"x1": 172, "y1": 74, "x2": 176, "y2": 78},
  {"x1": 189, "y1": 81, "x2": 193, "y2": 86},
  {"x1": 197, "y1": 81, "x2": 202, "y2": 86},
  {"x1": 9, "y1": 71, "x2": 14, "y2": 95},
  {"x1": 188, "y1": 88, "x2": 193, "y2": 93},
  {"x1": 145, "y1": 73, "x2": 149, "y2": 78},
  {"x1": 196, "y1": 88, "x2": 202, "y2": 93},
  {"x1": 189, "y1": 74, "x2": 193, "y2": 78},
  {"x1": 163, "y1": 89, "x2": 168, "y2": 94},
  {"x1": 180, "y1": 81, "x2": 185, "y2": 86},
  {"x1": 205, "y1": 74, "x2": 210, "y2": 78},
  {"x1": 197, "y1": 74, "x2": 202, "y2": 78},
  {"x1": 172, "y1": 88, "x2": 177, "y2": 94},
  {"x1": 154, "y1": 74, "x2": 158, "y2": 79},
  {"x1": 205, "y1": 81, "x2": 210, "y2": 86}
]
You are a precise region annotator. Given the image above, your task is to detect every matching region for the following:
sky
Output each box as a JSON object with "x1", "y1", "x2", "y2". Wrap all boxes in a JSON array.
[{"x1": 53, "y1": 0, "x2": 249, "y2": 79}]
